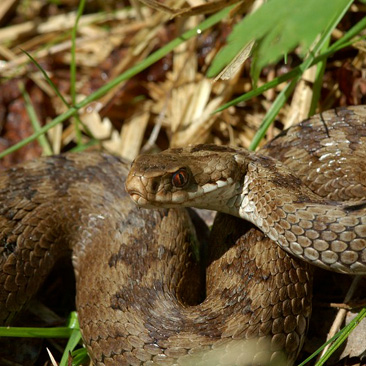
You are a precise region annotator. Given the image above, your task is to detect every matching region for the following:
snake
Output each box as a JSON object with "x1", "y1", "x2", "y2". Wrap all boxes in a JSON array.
[{"x1": 0, "y1": 106, "x2": 365, "y2": 366}]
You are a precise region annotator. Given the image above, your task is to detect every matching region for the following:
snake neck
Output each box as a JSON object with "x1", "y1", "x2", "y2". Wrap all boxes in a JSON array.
[{"x1": 232, "y1": 153, "x2": 366, "y2": 275}]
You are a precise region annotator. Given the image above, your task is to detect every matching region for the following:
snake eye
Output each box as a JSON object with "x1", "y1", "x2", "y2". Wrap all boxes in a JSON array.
[{"x1": 172, "y1": 169, "x2": 189, "y2": 188}]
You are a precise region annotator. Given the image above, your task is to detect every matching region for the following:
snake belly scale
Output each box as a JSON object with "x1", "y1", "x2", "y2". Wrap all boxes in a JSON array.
[{"x1": 0, "y1": 106, "x2": 365, "y2": 365}]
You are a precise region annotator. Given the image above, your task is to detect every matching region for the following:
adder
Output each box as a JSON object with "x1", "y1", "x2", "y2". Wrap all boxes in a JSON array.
[{"x1": 1, "y1": 105, "x2": 366, "y2": 365}]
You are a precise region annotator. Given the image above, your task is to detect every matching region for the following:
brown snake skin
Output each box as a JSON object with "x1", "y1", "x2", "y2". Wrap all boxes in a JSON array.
[{"x1": 1, "y1": 106, "x2": 366, "y2": 365}]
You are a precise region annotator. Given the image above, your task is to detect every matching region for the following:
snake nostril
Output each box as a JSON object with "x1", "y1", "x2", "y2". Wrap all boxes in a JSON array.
[{"x1": 151, "y1": 180, "x2": 159, "y2": 192}]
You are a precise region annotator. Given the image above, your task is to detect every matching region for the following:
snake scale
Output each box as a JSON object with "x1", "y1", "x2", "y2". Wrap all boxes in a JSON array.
[{"x1": 1, "y1": 106, "x2": 366, "y2": 365}]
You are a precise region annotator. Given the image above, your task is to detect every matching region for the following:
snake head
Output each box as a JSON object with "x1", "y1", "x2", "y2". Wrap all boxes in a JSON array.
[{"x1": 125, "y1": 145, "x2": 247, "y2": 212}]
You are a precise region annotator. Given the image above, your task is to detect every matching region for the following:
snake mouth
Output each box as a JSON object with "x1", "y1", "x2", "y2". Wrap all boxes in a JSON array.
[
  {"x1": 127, "y1": 190, "x2": 147, "y2": 205},
  {"x1": 127, "y1": 191, "x2": 161, "y2": 209}
]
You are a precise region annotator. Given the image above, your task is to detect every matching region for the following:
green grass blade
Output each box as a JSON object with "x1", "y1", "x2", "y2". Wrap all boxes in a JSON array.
[
  {"x1": 298, "y1": 331, "x2": 344, "y2": 366},
  {"x1": 330, "y1": 15, "x2": 366, "y2": 49},
  {"x1": 0, "y1": 326, "x2": 72, "y2": 338},
  {"x1": 59, "y1": 312, "x2": 82, "y2": 366},
  {"x1": 70, "y1": 0, "x2": 86, "y2": 106},
  {"x1": 248, "y1": 79, "x2": 297, "y2": 150},
  {"x1": 70, "y1": 0, "x2": 86, "y2": 146},
  {"x1": 20, "y1": 49, "x2": 70, "y2": 107},
  {"x1": 59, "y1": 330, "x2": 82, "y2": 366},
  {"x1": 19, "y1": 82, "x2": 53, "y2": 155},
  {"x1": 70, "y1": 139, "x2": 100, "y2": 152},
  {"x1": 70, "y1": 348, "x2": 89, "y2": 366},
  {"x1": 308, "y1": 36, "x2": 330, "y2": 116}
]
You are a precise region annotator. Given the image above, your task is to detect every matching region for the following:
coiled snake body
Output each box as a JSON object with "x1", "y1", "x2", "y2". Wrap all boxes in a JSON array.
[{"x1": 1, "y1": 106, "x2": 366, "y2": 365}]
